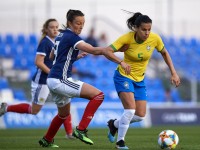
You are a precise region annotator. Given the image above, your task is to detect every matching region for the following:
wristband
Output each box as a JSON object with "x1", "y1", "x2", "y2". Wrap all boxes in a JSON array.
[{"x1": 119, "y1": 60, "x2": 123, "y2": 64}]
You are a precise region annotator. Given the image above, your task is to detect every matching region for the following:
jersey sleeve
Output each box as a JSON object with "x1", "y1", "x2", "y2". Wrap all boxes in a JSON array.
[
  {"x1": 155, "y1": 34, "x2": 164, "y2": 52},
  {"x1": 110, "y1": 33, "x2": 131, "y2": 52},
  {"x1": 70, "y1": 34, "x2": 83, "y2": 49},
  {"x1": 37, "y1": 39, "x2": 49, "y2": 56}
]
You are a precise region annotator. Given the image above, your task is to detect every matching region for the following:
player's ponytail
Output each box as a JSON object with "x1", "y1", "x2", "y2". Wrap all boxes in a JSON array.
[
  {"x1": 124, "y1": 10, "x2": 152, "y2": 31},
  {"x1": 126, "y1": 12, "x2": 142, "y2": 31}
]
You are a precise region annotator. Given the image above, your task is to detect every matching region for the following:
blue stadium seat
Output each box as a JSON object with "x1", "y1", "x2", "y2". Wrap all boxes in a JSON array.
[
  {"x1": 5, "y1": 34, "x2": 15, "y2": 45},
  {"x1": 13, "y1": 89, "x2": 27, "y2": 101},
  {"x1": 28, "y1": 34, "x2": 38, "y2": 47},
  {"x1": 0, "y1": 77, "x2": 9, "y2": 89},
  {"x1": 16, "y1": 34, "x2": 26, "y2": 45},
  {"x1": 13, "y1": 57, "x2": 29, "y2": 69}
]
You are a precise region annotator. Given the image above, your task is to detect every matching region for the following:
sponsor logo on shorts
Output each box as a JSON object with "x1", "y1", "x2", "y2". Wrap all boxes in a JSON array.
[
  {"x1": 123, "y1": 81, "x2": 129, "y2": 89},
  {"x1": 39, "y1": 98, "x2": 45, "y2": 103}
]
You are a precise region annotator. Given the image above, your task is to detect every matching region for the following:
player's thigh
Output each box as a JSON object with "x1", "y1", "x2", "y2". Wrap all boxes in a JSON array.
[
  {"x1": 119, "y1": 92, "x2": 136, "y2": 109},
  {"x1": 80, "y1": 82, "x2": 102, "y2": 99},
  {"x1": 135, "y1": 100, "x2": 146, "y2": 117}
]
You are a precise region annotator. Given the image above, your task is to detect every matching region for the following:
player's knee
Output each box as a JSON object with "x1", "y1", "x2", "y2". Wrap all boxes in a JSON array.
[
  {"x1": 31, "y1": 110, "x2": 39, "y2": 115},
  {"x1": 123, "y1": 109, "x2": 135, "y2": 121},
  {"x1": 93, "y1": 92, "x2": 104, "y2": 101},
  {"x1": 31, "y1": 108, "x2": 41, "y2": 115},
  {"x1": 130, "y1": 115, "x2": 145, "y2": 123}
]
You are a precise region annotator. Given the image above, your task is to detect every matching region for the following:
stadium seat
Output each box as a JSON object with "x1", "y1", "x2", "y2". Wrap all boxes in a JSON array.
[
  {"x1": 13, "y1": 89, "x2": 27, "y2": 101},
  {"x1": 0, "y1": 77, "x2": 9, "y2": 89},
  {"x1": 28, "y1": 34, "x2": 38, "y2": 47},
  {"x1": 16, "y1": 34, "x2": 26, "y2": 45},
  {"x1": 0, "y1": 89, "x2": 14, "y2": 103},
  {"x1": 13, "y1": 56, "x2": 29, "y2": 69},
  {"x1": 4, "y1": 33, "x2": 15, "y2": 45}
]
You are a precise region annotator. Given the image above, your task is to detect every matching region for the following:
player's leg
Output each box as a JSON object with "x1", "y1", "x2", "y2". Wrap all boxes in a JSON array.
[
  {"x1": 0, "y1": 81, "x2": 48, "y2": 116},
  {"x1": 39, "y1": 102, "x2": 70, "y2": 148},
  {"x1": 63, "y1": 104, "x2": 74, "y2": 139},
  {"x1": 39, "y1": 83, "x2": 71, "y2": 148},
  {"x1": 115, "y1": 92, "x2": 135, "y2": 150},
  {"x1": 73, "y1": 82, "x2": 104, "y2": 145},
  {"x1": 130, "y1": 82, "x2": 147, "y2": 123},
  {"x1": 130, "y1": 100, "x2": 146, "y2": 123},
  {"x1": 31, "y1": 81, "x2": 49, "y2": 114}
]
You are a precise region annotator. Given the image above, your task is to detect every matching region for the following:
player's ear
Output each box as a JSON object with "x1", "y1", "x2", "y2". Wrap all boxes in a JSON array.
[{"x1": 134, "y1": 26, "x2": 138, "y2": 32}]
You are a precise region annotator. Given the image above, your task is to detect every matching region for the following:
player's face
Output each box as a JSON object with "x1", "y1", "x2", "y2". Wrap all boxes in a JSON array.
[
  {"x1": 46, "y1": 21, "x2": 59, "y2": 38},
  {"x1": 135, "y1": 23, "x2": 151, "y2": 42},
  {"x1": 69, "y1": 16, "x2": 85, "y2": 35}
]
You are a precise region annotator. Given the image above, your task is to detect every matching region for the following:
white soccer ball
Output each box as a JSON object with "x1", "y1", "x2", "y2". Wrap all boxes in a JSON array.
[{"x1": 158, "y1": 130, "x2": 179, "y2": 150}]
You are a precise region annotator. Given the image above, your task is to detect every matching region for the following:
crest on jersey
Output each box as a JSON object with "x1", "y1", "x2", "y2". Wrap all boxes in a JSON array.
[
  {"x1": 123, "y1": 81, "x2": 129, "y2": 89},
  {"x1": 146, "y1": 45, "x2": 151, "y2": 51}
]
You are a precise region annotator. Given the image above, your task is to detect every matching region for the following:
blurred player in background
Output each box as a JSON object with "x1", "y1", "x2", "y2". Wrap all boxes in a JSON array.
[
  {"x1": 38, "y1": 9, "x2": 130, "y2": 148},
  {"x1": 0, "y1": 18, "x2": 74, "y2": 139},
  {"x1": 107, "y1": 12, "x2": 181, "y2": 149}
]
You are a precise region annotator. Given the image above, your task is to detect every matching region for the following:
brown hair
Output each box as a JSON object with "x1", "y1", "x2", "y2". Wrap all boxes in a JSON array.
[{"x1": 39, "y1": 18, "x2": 57, "y2": 43}]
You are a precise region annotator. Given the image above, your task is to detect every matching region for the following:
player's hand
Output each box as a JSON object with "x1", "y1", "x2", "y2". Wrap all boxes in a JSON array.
[
  {"x1": 120, "y1": 61, "x2": 131, "y2": 75},
  {"x1": 77, "y1": 52, "x2": 88, "y2": 59},
  {"x1": 118, "y1": 44, "x2": 130, "y2": 52},
  {"x1": 171, "y1": 73, "x2": 180, "y2": 87}
]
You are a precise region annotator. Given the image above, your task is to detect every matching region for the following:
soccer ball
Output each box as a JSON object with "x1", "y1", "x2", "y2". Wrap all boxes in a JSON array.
[{"x1": 158, "y1": 130, "x2": 179, "y2": 149}]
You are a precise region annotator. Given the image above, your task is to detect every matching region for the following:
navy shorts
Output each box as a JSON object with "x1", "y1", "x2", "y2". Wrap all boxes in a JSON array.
[{"x1": 113, "y1": 70, "x2": 147, "y2": 100}]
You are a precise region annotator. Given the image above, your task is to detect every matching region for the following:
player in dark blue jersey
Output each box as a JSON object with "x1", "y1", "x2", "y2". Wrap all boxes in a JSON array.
[
  {"x1": 0, "y1": 19, "x2": 74, "y2": 139},
  {"x1": 38, "y1": 9, "x2": 131, "y2": 148}
]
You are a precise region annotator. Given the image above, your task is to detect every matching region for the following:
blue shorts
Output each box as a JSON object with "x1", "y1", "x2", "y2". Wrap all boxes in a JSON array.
[{"x1": 113, "y1": 70, "x2": 147, "y2": 100}]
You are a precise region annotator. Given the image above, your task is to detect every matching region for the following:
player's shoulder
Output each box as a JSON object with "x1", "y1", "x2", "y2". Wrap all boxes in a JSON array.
[
  {"x1": 123, "y1": 31, "x2": 135, "y2": 37},
  {"x1": 119, "y1": 31, "x2": 135, "y2": 43},
  {"x1": 149, "y1": 32, "x2": 161, "y2": 39}
]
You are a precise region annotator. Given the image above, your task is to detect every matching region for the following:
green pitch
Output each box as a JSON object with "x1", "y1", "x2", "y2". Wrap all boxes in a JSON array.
[{"x1": 0, "y1": 126, "x2": 200, "y2": 150}]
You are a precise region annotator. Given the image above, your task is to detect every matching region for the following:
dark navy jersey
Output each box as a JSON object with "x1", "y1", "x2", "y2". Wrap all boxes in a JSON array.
[
  {"x1": 48, "y1": 29, "x2": 84, "y2": 80},
  {"x1": 32, "y1": 36, "x2": 54, "y2": 84}
]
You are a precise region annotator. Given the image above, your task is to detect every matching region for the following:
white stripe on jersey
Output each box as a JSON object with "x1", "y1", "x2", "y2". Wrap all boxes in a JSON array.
[{"x1": 63, "y1": 47, "x2": 73, "y2": 80}]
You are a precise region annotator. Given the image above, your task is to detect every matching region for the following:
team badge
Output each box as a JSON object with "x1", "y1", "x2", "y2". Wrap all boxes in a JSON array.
[
  {"x1": 123, "y1": 81, "x2": 129, "y2": 89},
  {"x1": 146, "y1": 45, "x2": 151, "y2": 51},
  {"x1": 39, "y1": 98, "x2": 45, "y2": 103}
]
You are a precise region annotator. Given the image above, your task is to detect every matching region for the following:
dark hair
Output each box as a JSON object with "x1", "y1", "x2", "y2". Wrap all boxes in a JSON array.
[
  {"x1": 126, "y1": 12, "x2": 152, "y2": 31},
  {"x1": 66, "y1": 9, "x2": 84, "y2": 23},
  {"x1": 60, "y1": 9, "x2": 84, "y2": 32}
]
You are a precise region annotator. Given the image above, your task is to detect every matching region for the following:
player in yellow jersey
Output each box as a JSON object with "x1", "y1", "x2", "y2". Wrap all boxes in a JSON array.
[{"x1": 107, "y1": 12, "x2": 181, "y2": 149}]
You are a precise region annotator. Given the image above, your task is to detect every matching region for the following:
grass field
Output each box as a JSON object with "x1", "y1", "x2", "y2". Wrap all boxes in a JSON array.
[{"x1": 0, "y1": 126, "x2": 200, "y2": 150}]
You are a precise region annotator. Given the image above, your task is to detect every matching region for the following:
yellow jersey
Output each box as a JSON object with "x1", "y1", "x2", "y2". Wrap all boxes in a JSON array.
[{"x1": 111, "y1": 31, "x2": 164, "y2": 82}]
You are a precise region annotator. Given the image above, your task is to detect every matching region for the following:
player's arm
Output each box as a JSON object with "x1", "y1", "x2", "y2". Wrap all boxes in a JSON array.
[
  {"x1": 118, "y1": 44, "x2": 129, "y2": 52},
  {"x1": 160, "y1": 48, "x2": 180, "y2": 87},
  {"x1": 76, "y1": 42, "x2": 131, "y2": 74},
  {"x1": 35, "y1": 54, "x2": 50, "y2": 74},
  {"x1": 76, "y1": 51, "x2": 88, "y2": 60},
  {"x1": 49, "y1": 49, "x2": 55, "y2": 60}
]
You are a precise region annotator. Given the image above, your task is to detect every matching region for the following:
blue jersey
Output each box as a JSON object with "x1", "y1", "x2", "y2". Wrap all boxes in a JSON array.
[
  {"x1": 32, "y1": 36, "x2": 54, "y2": 84},
  {"x1": 48, "y1": 29, "x2": 84, "y2": 80}
]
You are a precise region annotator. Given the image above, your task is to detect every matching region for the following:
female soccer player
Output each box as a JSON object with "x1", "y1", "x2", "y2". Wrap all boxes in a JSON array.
[
  {"x1": 0, "y1": 19, "x2": 74, "y2": 139},
  {"x1": 107, "y1": 12, "x2": 181, "y2": 149},
  {"x1": 38, "y1": 9, "x2": 131, "y2": 148}
]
